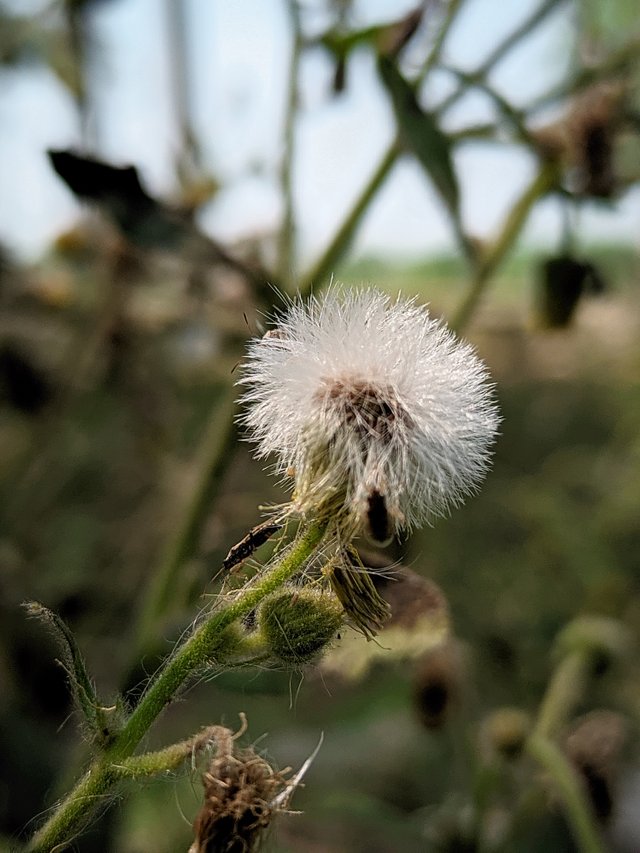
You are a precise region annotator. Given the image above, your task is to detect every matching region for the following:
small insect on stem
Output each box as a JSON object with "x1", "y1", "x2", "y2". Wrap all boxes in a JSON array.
[
  {"x1": 365, "y1": 489, "x2": 392, "y2": 546},
  {"x1": 222, "y1": 519, "x2": 284, "y2": 573}
]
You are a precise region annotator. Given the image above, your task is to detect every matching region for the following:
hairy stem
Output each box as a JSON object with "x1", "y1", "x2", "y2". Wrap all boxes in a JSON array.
[
  {"x1": 27, "y1": 521, "x2": 326, "y2": 853},
  {"x1": 534, "y1": 650, "x2": 590, "y2": 740}
]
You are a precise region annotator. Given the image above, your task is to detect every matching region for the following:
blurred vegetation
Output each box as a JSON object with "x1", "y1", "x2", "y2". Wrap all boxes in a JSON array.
[{"x1": 1, "y1": 1, "x2": 640, "y2": 851}]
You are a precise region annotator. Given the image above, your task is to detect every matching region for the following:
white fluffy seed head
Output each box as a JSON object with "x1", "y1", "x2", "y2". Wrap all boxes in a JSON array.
[{"x1": 238, "y1": 286, "x2": 500, "y2": 539}]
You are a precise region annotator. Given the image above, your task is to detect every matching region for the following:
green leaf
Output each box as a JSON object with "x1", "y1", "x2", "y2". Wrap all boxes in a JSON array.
[
  {"x1": 320, "y1": 25, "x2": 381, "y2": 59},
  {"x1": 377, "y1": 56, "x2": 460, "y2": 214},
  {"x1": 23, "y1": 601, "x2": 121, "y2": 747}
]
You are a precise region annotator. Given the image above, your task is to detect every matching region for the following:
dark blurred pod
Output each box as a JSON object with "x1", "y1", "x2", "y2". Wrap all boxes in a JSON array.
[{"x1": 537, "y1": 256, "x2": 606, "y2": 328}]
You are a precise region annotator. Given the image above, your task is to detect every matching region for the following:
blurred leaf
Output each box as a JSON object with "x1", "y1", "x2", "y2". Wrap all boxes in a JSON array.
[
  {"x1": 0, "y1": 11, "x2": 82, "y2": 96},
  {"x1": 0, "y1": 11, "x2": 33, "y2": 64},
  {"x1": 320, "y1": 25, "x2": 381, "y2": 58},
  {"x1": 579, "y1": 0, "x2": 640, "y2": 49},
  {"x1": 377, "y1": 56, "x2": 460, "y2": 214},
  {"x1": 0, "y1": 344, "x2": 53, "y2": 415},
  {"x1": 319, "y1": 6, "x2": 424, "y2": 62},
  {"x1": 41, "y1": 30, "x2": 83, "y2": 98}
]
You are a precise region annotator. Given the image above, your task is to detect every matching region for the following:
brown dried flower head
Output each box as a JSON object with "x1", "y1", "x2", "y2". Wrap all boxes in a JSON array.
[{"x1": 189, "y1": 719, "x2": 290, "y2": 853}]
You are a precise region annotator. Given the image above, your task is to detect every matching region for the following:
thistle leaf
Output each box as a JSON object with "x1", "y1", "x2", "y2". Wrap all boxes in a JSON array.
[{"x1": 23, "y1": 601, "x2": 120, "y2": 747}]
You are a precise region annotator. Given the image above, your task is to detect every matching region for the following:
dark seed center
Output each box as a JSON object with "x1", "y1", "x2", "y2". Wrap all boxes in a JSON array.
[{"x1": 320, "y1": 379, "x2": 411, "y2": 442}]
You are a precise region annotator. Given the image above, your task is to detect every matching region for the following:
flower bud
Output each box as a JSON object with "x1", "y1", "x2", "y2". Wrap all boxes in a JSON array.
[
  {"x1": 480, "y1": 708, "x2": 531, "y2": 760},
  {"x1": 555, "y1": 616, "x2": 630, "y2": 675},
  {"x1": 258, "y1": 588, "x2": 343, "y2": 666}
]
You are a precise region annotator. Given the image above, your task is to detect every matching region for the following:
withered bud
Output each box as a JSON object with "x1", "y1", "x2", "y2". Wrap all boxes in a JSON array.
[
  {"x1": 327, "y1": 548, "x2": 391, "y2": 640},
  {"x1": 413, "y1": 642, "x2": 463, "y2": 730},
  {"x1": 537, "y1": 256, "x2": 604, "y2": 328},
  {"x1": 532, "y1": 82, "x2": 625, "y2": 199},
  {"x1": 568, "y1": 82, "x2": 624, "y2": 198},
  {"x1": 565, "y1": 710, "x2": 628, "y2": 823},
  {"x1": 189, "y1": 719, "x2": 291, "y2": 853}
]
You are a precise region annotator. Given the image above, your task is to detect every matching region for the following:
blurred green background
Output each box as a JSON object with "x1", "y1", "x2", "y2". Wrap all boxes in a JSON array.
[{"x1": 1, "y1": 1, "x2": 640, "y2": 851}]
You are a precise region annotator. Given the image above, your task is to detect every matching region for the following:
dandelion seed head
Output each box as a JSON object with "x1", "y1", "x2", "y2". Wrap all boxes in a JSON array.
[{"x1": 239, "y1": 286, "x2": 500, "y2": 538}]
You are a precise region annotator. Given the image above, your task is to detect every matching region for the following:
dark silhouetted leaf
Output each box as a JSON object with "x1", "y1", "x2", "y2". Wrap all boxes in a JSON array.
[
  {"x1": 538, "y1": 256, "x2": 606, "y2": 328},
  {"x1": 378, "y1": 56, "x2": 459, "y2": 214},
  {"x1": 48, "y1": 150, "x2": 163, "y2": 242},
  {"x1": 0, "y1": 345, "x2": 53, "y2": 414},
  {"x1": 48, "y1": 150, "x2": 269, "y2": 289}
]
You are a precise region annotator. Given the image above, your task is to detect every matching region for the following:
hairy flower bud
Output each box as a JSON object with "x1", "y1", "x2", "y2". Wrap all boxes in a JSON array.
[
  {"x1": 480, "y1": 708, "x2": 531, "y2": 760},
  {"x1": 258, "y1": 588, "x2": 343, "y2": 665}
]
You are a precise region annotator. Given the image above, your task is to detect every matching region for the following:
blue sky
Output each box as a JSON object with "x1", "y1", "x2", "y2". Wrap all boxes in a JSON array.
[{"x1": 0, "y1": 0, "x2": 638, "y2": 262}]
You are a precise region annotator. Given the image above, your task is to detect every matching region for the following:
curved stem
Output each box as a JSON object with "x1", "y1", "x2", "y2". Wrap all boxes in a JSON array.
[
  {"x1": 299, "y1": 141, "x2": 400, "y2": 293},
  {"x1": 27, "y1": 521, "x2": 326, "y2": 853},
  {"x1": 452, "y1": 160, "x2": 560, "y2": 331},
  {"x1": 526, "y1": 734, "x2": 605, "y2": 853},
  {"x1": 534, "y1": 650, "x2": 590, "y2": 740},
  {"x1": 436, "y1": 0, "x2": 568, "y2": 116}
]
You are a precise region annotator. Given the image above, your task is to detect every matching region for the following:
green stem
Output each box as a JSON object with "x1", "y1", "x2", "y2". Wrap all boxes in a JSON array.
[
  {"x1": 167, "y1": 0, "x2": 202, "y2": 175},
  {"x1": 294, "y1": 0, "x2": 461, "y2": 294},
  {"x1": 27, "y1": 521, "x2": 326, "y2": 853},
  {"x1": 277, "y1": 0, "x2": 302, "y2": 289},
  {"x1": 526, "y1": 734, "x2": 605, "y2": 853},
  {"x1": 452, "y1": 160, "x2": 559, "y2": 331},
  {"x1": 132, "y1": 386, "x2": 237, "y2": 660},
  {"x1": 295, "y1": 0, "x2": 564, "y2": 297},
  {"x1": 534, "y1": 651, "x2": 590, "y2": 740},
  {"x1": 299, "y1": 141, "x2": 400, "y2": 293},
  {"x1": 528, "y1": 35, "x2": 640, "y2": 115},
  {"x1": 441, "y1": 67, "x2": 531, "y2": 144},
  {"x1": 417, "y1": 0, "x2": 468, "y2": 84},
  {"x1": 478, "y1": 0, "x2": 567, "y2": 77},
  {"x1": 436, "y1": 0, "x2": 568, "y2": 116},
  {"x1": 110, "y1": 724, "x2": 223, "y2": 780}
]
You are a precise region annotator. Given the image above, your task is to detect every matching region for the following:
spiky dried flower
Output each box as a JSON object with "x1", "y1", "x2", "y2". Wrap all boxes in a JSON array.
[
  {"x1": 239, "y1": 287, "x2": 499, "y2": 540},
  {"x1": 189, "y1": 720, "x2": 289, "y2": 853},
  {"x1": 189, "y1": 716, "x2": 320, "y2": 853}
]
